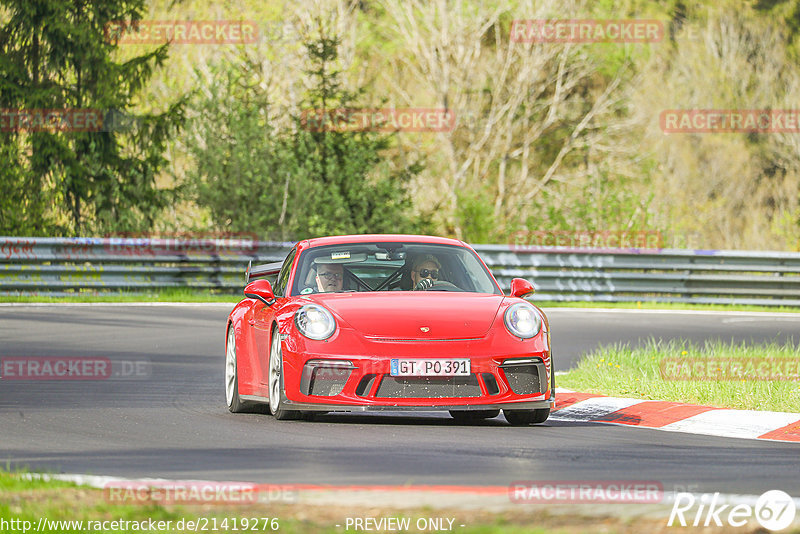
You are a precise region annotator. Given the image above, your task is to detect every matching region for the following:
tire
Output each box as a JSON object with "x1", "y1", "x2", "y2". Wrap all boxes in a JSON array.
[
  {"x1": 504, "y1": 408, "x2": 550, "y2": 426},
  {"x1": 449, "y1": 409, "x2": 500, "y2": 422},
  {"x1": 268, "y1": 327, "x2": 300, "y2": 421},
  {"x1": 225, "y1": 324, "x2": 245, "y2": 413}
]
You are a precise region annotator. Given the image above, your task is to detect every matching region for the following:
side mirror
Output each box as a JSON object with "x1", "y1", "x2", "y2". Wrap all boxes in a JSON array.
[
  {"x1": 244, "y1": 279, "x2": 276, "y2": 306},
  {"x1": 509, "y1": 278, "x2": 535, "y2": 298}
]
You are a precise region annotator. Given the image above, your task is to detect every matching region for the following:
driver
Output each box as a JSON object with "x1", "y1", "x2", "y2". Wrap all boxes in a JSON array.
[
  {"x1": 316, "y1": 262, "x2": 344, "y2": 292},
  {"x1": 411, "y1": 254, "x2": 442, "y2": 291}
]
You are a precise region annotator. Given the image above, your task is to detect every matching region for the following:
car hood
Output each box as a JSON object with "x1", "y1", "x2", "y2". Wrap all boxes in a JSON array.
[{"x1": 308, "y1": 292, "x2": 506, "y2": 340}]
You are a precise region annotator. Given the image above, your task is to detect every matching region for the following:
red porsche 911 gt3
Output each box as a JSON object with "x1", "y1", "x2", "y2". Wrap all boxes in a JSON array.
[{"x1": 224, "y1": 234, "x2": 554, "y2": 425}]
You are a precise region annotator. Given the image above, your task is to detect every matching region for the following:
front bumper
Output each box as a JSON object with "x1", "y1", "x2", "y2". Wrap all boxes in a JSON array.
[{"x1": 280, "y1": 328, "x2": 553, "y2": 410}]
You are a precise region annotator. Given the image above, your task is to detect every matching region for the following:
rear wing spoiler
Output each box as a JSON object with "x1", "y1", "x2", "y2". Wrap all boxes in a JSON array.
[{"x1": 245, "y1": 260, "x2": 282, "y2": 284}]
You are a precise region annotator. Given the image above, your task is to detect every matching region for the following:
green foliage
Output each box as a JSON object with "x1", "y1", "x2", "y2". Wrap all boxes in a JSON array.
[
  {"x1": 0, "y1": 0, "x2": 186, "y2": 236},
  {"x1": 2, "y1": 0, "x2": 799, "y2": 250},
  {"x1": 455, "y1": 190, "x2": 498, "y2": 244},
  {"x1": 0, "y1": 142, "x2": 47, "y2": 235},
  {"x1": 753, "y1": 0, "x2": 800, "y2": 60},
  {"x1": 524, "y1": 165, "x2": 656, "y2": 237},
  {"x1": 187, "y1": 60, "x2": 292, "y2": 238},
  {"x1": 188, "y1": 24, "x2": 424, "y2": 241},
  {"x1": 559, "y1": 338, "x2": 800, "y2": 412}
]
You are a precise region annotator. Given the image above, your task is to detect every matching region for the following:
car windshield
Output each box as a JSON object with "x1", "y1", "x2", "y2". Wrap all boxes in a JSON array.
[{"x1": 290, "y1": 242, "x2": 501, "y2": 295}]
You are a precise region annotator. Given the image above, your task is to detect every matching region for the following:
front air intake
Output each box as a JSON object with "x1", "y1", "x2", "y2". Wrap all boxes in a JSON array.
[
  {"x1": 501, "y1": 358, "x2": 547, "y2": 395},
  {"x1": 300, "y1": 360, "x2": 353, "y2": 397},
  {"x1": 375, "y1": 375, "x2": 482, "y2": 398}
]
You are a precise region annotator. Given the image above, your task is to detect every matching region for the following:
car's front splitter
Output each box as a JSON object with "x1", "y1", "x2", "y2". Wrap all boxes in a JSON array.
[{"x1": 282, "y1": 398, "x2": 555, "y2": 412}]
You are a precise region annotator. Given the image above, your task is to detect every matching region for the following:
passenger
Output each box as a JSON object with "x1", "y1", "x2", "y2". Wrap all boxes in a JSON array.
[{"x1": 316, "y1": 263, "x2": 344, "y2": 292}]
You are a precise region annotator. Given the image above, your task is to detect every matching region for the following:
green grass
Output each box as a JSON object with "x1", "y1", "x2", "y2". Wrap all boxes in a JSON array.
[
  {"x1": 558, "y1": 339, "x2": 800, "y2": 412},
  {"x1": 0, "y1": 471, "x2": 596, "y2": 534},
  {"x1": 1, "y1": 473, "x2": 183, "y2": 533}
]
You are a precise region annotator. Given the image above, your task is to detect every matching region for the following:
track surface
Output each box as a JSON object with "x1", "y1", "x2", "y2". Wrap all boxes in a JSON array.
[{"x1": 1, "y1": 305, "x2": 799, "y2": 495}]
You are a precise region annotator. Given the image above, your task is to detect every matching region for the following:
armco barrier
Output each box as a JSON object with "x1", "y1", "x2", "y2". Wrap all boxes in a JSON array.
[
  {"x1": 1, "y1": 237, "x2": 800, "y2": 306},
  {"x1": 0, "y1": 237, "x2": 289, "y2": 294}
]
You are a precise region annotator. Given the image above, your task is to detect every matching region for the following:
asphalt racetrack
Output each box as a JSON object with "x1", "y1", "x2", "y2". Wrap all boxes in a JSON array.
[{"x1": 1, "y1": 305, "x2": 799, "y2": 496}]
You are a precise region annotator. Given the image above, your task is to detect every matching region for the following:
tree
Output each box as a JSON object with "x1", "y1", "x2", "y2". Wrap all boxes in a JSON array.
[
  {"x1": 0, "y1": 0, "x2": 186, "y2": 236},
  {"x1": 632, "y1": 5, "x2": 800, "y2": 249},
  {"x1": 187, "y1": 58, "x2": 299, "y2": 239},
  {"x1": 188, "y1": 18, "x2": 424, "y2": 240},
  {"x1": 293, "y1": 19, "x2": 425, "y2": 236},
  {"x1": 377, "y1": 0, "x2": 640, "y2": 241}
]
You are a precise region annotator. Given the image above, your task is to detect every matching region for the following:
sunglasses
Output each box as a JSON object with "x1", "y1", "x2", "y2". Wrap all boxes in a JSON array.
[
  {"x1": 416, "y1": 268, "x2": 439, "y2": 279},
  {"x1": 318, "y1": 272, "x2": 342, "y2": 280}
]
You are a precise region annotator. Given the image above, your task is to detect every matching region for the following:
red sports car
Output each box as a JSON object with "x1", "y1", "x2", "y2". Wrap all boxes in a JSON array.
[{"x1": 224, "y1": 234, "x2": 554, "y2": 425}]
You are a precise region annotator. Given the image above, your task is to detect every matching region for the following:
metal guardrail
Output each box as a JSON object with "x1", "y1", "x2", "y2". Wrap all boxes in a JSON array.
[
  {"x1": 479, "y1": 245, "x2": 800, "y2": 307},
  {"x1": 0, "y1": 237, "x2": 288, "y2": 294},
  {"x1": 2, "y1": 237, "x2": 800, "y2": 306}
]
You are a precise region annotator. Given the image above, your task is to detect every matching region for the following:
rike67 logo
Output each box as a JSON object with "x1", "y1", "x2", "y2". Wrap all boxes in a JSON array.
[{"x1": 668, "y1": 490, "x2": 796, "y2": 531}]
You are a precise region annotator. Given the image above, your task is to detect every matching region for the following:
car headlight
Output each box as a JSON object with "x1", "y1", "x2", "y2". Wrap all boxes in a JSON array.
[
  {"x1": 504, "y1": 302, "x2": 542, "y2": 339},
  {"x1": 295, "y1": 304, "x2": 336, "y2": 340}
]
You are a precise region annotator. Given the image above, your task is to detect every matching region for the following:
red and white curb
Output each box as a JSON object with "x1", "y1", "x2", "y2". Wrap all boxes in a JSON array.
[{"x1": 552, "y1": 388, "x2": 800, "y2": 443}]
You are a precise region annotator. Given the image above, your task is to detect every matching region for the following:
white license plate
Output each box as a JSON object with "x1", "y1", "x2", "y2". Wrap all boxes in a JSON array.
[{"x1": 390, "y1": 358, "x2": 470, "y2": 377}]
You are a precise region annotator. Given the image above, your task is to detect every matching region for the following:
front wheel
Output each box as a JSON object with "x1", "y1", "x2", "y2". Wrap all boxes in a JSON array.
[
  {"x1": 504, "y1": 408, "x2": 550, "y2": 426},
  {"x1": 268, "y1": 328, "x2": 300, "y2": 421},
  {"x1": 225, "y1": 325, "x2": 245, "y2": 413}
]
